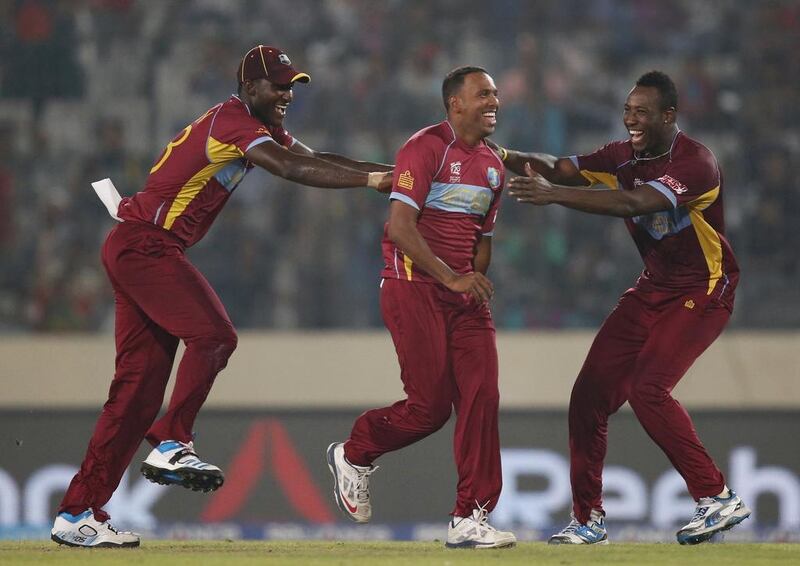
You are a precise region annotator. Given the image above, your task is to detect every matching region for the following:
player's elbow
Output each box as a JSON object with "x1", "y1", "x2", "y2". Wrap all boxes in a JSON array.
[
  {"x1": 277, "y1": 161, "x2": 302, "y2": 181},
  {"x1": 616, "y1": 201, "x2": 639, "y2": 218},
  {"x1": 615, "y1": 194, "x2": 652, "y2": 218},
  {"x1": 387, "y1": 219, "x2": 412, "y2": 248},
  {"x1": 386, "y1": 219, "x2": 402, "y2": 245}
]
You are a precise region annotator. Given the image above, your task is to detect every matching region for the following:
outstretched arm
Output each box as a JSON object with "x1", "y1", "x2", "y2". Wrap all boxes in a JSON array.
[
  {"x1": 388, "y1": 200, "x2": 494, "y2": 302},
  {"x1": 508, "y1": 162, "x2": 672, "y2": 217},
  {"x1": 486, "y1": 139, "x2": 588, "y2": 186},
  {"x1": 246, "y1": 141, "x2": 392, "y2": 192},
  {"x1": 290, "y1": 140, "x2": 394, "y2": 173}
]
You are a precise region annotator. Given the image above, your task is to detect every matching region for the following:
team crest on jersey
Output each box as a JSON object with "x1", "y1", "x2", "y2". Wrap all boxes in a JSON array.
[
  {"x1": 278, "y1": 53, "x2": 291, "y2": 65},
  {"x1": 657, "y1": 174, "x2": 688, "y2": 194},
  {"x1": 487, "y1": 167, "x2": 501, "y2": 189},
  {"x1": 398, "y1": 170, "x2": 414, "y2": 190}
]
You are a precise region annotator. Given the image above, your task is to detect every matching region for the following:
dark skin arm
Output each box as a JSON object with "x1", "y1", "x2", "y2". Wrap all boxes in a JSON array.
[
  {"x1": 388, "y1": 200, "x2": 494, "y2": 302},
  {"x1": 485, "y1": 139, "x2": 588, "y2": 186},
  {"x1": 508, "y1": 162, "x2": 673, "y2": 217},
  {"x1": 290, "y1": 140, "x2": 394, "y2": 173},
  {"x1": 245, "y1": 141, "x2": 393, "y2": 192}
]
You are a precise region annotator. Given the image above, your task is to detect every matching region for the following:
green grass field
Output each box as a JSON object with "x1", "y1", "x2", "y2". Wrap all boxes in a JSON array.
[{"x1": 1, "y1": 541, "x2": 798, "y2": 565}]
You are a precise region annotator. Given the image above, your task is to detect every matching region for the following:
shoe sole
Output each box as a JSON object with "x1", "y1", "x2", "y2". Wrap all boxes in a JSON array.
[
  {"x1": 677, "y1": 507, "x2": 752, "y2": 545},
  {"x1": 140, "y1": 462, "x2": 224, "y2": 492},
  {"x1": 51, "y1": 533, "x2": 140, "y2": 548},
  {"x1": 326, "y1": 442, "x2": 368, "y2": 523},
  {"x1": 548, "y1": 536, "x2": 609, "y2": 545},
  {"x1": 445, "y1": 540, "x2": 516, "y2": 549}
]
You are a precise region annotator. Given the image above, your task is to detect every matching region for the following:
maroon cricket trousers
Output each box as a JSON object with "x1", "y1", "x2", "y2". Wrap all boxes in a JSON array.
[
  {"x1": 59, "y1": 221, "x2": 237, "y2": 519},
  {"x1": 345, "y1": 278, "x2": 502, "y2": 517},
  {"x1": 569, "y1": 277, "x2": 736, "y2": 523}
]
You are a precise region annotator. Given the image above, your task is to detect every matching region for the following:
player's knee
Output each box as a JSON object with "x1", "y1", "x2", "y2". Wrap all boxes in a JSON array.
[
  {"x1": 474, "y1": 381, "x2": 500, "y2": 406},
  {"x1": 215, "y1": 325, "x2": 238, "y2": 361},
  {"x1": 195, "y1": 325, "x2": 238, "y2": 370},
  {"x1": 411, "y1": 400, "x2": 451, "y2": 431},
  {"x1": 629, "y1": 381, "x2": 670, "y2": 406}
]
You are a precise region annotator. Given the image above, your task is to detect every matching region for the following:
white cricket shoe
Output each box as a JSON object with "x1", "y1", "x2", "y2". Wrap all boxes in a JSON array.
[
  {"x1": 676, "y1": 489, "x2": 751, "y2": 545},
  {"x1": 141, "y1": 440, "x2": 224, "y2": 492},
  {"x1": 445, "y1": 506, "x2": 516, "y2": 549},
  {"x1": 51, "y1": 509, "x2": 140, "y2": 548},
  {"x1": 549, "y1": 509, "x2": 609, "y2": 545},
  {"x1": 326, "y1": 442, "x2": 377, "y2": 523}
]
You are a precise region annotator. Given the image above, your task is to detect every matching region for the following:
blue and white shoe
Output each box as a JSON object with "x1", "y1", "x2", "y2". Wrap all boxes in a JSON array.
[
  {"x1": 51, "y1": 509, "x2": 140, "y2": 547},
  {"x1": 549, "y1": 510, "x2": 608, "y2": 545},
  {"x1": 141, "y1": 440, "x2": 224, "y2": 492},
  {"x1": 676, "y1": 489, "x2": 751, "y2": 545}
]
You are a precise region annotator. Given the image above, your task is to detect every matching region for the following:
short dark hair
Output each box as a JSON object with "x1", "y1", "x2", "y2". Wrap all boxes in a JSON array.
[
  {"x1": 636, "y1": 70, "x2": 678, "y2": 111},
  {"x1": 442, "y1": 66, "x2": 487, "y2": 111}
]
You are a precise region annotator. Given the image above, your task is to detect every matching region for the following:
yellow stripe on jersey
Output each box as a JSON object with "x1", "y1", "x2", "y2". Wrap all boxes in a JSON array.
[
  {"x1": 687, "y1": 185, "x2": 722, "y2": 295},
  {"x1": 207, "y1": 136, "x2": 243, "y2": 162},
  {"x1": 403, "y1": 255, "x2": 413, "y2": 281},
  {"x1": 162, "y1": 137, "x2": 244, "y2": 229},
  {"x1": 580, "y1": 170, "x2": 618, "y2": 189}
]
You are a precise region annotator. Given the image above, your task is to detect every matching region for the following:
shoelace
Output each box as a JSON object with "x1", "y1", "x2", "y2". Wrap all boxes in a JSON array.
[
  {"x1": 690, "y1": 498, "x2": 715, "y2": 522},
  {"x1": 471, "y1": 501, "x2": 498, "y2": 531},
  {"x1": 353, "y1": 466, "x2": 378, "y2": 503},
  {"x1": 559, "y1": 516, "x2": 583, "y2": 535}
]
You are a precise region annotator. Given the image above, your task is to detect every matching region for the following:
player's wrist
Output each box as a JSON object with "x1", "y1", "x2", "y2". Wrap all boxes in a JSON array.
[{"x1": 366, "y1": 171, "x2": 384, "y2": 189}]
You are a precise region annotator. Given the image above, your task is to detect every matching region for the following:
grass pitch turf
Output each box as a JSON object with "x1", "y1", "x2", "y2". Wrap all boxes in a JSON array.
[{"x1": 1, "y1": 540, "x2": 798, "y2": 565}]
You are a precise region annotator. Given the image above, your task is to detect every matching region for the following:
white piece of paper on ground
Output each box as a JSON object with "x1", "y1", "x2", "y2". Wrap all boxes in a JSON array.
[{"x1": 91, "y1": 178, "x2": 123, "y2": 221}]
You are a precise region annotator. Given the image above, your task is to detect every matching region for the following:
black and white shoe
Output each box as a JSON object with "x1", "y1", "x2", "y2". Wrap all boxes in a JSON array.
[{"x1": 141, "y1": 440, "x2": 224, "y2": 492}]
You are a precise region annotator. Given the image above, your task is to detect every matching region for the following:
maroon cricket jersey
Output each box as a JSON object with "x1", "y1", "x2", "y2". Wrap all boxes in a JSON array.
[
  {"x1": 117, "y1": 95, "x2": 293, "y2": 247},
  {"x1": 381, "y1": 121, "x2": 505, "y2": 284},
  {"x1": 573, "y1": 131, "x2": 739, "y2": 296}
]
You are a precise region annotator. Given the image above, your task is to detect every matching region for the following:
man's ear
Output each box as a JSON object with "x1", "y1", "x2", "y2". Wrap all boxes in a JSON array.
[
  {"x1": 243, "y1": 79, "x2": 257, "y2": 97},
  {"x1": 449, "y1": 94, "x2": 460, "y2": 113}
]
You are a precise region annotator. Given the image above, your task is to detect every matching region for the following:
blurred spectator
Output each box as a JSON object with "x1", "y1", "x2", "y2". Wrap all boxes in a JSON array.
[
  {"x1": 2, "y1": 0, "x2": 85, "y2": 115},
  {"x1": 0, "y1": 0, "x2": 798, "y2": 331}
]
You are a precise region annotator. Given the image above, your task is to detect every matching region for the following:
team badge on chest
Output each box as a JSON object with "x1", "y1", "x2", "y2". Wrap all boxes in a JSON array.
[{"x1": 487, "y1": 166, "x2": 501, "y2": 189}]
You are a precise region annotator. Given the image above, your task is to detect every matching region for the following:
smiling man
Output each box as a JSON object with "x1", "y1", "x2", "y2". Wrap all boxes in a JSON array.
[
  {"x1": 51, "y1": 45, "x2": 392, "y2": 548},
  {"x1": 326, "y1": 66, "x2": 515, "y2": 549},
  {"x1": 499, "y1": 70, "x2": 749, "y2": 545}
]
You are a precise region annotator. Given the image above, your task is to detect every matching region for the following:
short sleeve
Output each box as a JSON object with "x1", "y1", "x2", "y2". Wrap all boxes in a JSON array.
[
  {"x1": 480, "y1": 190, "x2": 502, "y2": 236},
  {"x1": 210, "y1": 105, "x2": 278, "y2": 156},
  {"x1": 389, "y1": 135, "x2": 441, "y2": 211},
  {"x1": 268, "y1": 126, "x2": 295, "y2": 149},
  {"x1": 481, "y1": 164, "x2": 505, "y2": 236},
  {"x1": 573, "y1": 142, "x2": 623, "y2": 189},
  {"x1": 645, "y1": 149, "x2": 720, "y2": 208}
]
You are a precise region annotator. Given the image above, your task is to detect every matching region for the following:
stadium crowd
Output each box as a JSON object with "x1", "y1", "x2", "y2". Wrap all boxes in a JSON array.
[{"x1": 0, "y1": 0, "x2": 797, "y2": 332}]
